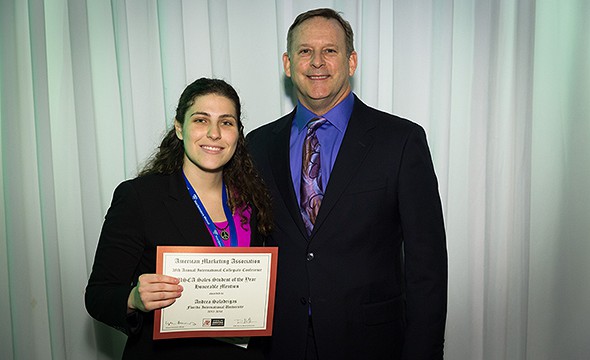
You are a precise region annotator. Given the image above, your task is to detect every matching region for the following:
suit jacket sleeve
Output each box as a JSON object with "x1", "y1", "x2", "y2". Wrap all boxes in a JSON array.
[
  {"x1": 85, "y1": 180, "x2": 146, "y2": 335},
  {"x1": 399, "y1": 126, "x2": 447, "y2": 359}
]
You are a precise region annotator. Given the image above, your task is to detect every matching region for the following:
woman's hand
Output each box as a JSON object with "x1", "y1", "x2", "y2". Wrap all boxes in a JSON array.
[{"x1": 127, "y1": 274, "x2": 183, "y2": 313}]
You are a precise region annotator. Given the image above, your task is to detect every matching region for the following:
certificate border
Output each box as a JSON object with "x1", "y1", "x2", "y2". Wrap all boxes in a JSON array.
[{"x1": 153, "y1": 246, "x2": 278, "y2": 340}]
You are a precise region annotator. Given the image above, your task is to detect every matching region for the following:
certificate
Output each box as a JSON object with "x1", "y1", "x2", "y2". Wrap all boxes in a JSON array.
[{"x1": 153, "y1": 246, "x2": 278, "y2": 340}]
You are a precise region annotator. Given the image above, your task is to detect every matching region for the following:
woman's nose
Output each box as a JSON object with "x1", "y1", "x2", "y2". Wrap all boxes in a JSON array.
[{"x1": 207, "y1": 124, "x2": 221, "y2": 140}]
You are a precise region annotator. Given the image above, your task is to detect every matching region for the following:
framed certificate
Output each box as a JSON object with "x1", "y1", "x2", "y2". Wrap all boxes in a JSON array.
[{"x1": 153, "y1": 246, "x2": 278, "y2": 340}]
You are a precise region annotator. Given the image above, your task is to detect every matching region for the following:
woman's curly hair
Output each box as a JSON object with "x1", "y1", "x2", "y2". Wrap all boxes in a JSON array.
[{"x1": 138, "y1": 78, "x2": 272, "y2": 235}]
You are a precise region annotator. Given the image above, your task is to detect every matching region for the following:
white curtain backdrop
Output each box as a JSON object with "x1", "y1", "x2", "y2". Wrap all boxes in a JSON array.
[{"x1": 1, "y1": 0, "x2": 588, "y2": 359}]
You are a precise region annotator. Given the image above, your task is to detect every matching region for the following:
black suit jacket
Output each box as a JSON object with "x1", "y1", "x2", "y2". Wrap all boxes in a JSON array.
[
  {"x1": 85, "y1": 171, "x2": 265, "y2": 359},
  {"x1": 247, "y1": 96, "x2": 447, "y2": 359}
]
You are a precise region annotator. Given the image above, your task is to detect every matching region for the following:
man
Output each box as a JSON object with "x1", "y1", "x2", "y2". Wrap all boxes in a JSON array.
[{"x1": 247, "y1": 8, "x2": 447, "y2": 359}]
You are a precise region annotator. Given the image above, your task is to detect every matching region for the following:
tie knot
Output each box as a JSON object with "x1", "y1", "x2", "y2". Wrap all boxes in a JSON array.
[{"x1": 306, "y1": 117, "x2": 326, "y2": 135}]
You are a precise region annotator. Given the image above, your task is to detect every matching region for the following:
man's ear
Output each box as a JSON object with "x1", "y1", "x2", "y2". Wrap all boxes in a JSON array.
[
  {"x1": 283, "y1": 52, "x2": 292, "y2": 78},
  {"x1": 348, "y1": 51, "x2": 358, "y2": 77}
]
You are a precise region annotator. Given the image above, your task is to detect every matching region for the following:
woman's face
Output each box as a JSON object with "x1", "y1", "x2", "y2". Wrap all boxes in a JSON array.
[{"x1": 175, "y1": 93, "x2": 239, "y2": 177}]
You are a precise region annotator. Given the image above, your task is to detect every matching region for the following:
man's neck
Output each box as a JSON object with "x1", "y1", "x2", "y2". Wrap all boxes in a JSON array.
[{"x1": 299, "y1": 89, "x2": 351, "y2": 116}]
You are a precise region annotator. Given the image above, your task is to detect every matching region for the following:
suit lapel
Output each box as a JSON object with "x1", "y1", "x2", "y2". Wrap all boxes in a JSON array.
[
  {"x1": 163, "y1": 172, "x2": 213, "y2": 246},
  {"x1": 162, "y1": 171, "x2": 265, "y2": 246},
  {"x1": 312, "y1": 98, "x2": 376, "y2": 237},
  {"x1": 268, "y1": 112, "x2": 310, "y2": 238},
  {"x1": 266, "y1": 99, "x2": 377, "y2": 240}
]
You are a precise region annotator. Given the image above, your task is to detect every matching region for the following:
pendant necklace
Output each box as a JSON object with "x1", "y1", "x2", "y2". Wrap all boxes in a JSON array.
[
  {"x1": 215, "y1": 222, "x2": 230, "y2": 240},
  {"x1": 182, "y1": 172, "x2": 238, "y2": 247}
]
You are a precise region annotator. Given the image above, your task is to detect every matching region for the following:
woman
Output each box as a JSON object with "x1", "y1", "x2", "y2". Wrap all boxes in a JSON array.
[{"x1": 85, "y1": 78, "x2": 272, "y2": 359}]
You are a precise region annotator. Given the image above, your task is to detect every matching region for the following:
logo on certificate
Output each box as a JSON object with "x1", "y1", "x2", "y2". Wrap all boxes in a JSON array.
[
  {"x1": 202, "y1": 318, "x2": 225, "y2": 327},
  {"x1": 211, "y1": 319, "x2": 225, "y2": 327}
]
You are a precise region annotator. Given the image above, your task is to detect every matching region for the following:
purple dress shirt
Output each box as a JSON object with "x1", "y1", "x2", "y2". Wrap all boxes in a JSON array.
[{"x1": 290, "y1": 92, "x2": 355, "y2": 203}]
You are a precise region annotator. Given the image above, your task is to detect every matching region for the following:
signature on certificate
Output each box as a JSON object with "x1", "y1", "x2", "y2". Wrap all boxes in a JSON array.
[
  {"x1": 235, "y1": 317, "x2": 254, "y2": 325},
  {"x1": 165, "y1": 320, "x2": 197, "y2": 329}
]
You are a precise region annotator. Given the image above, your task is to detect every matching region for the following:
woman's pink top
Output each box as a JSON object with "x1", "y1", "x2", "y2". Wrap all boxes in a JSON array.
[{"x1": 210, "y1": 206, "x2": 252, "y2": 247}]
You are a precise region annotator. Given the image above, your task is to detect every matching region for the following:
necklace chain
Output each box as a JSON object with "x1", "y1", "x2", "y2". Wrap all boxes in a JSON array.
[{"x1": 214, "y1": 222, "x2": 229, "y2": 231}]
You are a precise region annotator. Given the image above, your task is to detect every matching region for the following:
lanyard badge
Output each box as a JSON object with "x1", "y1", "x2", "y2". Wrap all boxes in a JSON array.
[{"x1": 183, "y1": 173, "x2": 238, "y2": 247}]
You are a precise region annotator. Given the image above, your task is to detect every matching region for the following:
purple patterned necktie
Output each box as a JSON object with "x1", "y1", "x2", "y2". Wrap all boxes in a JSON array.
[{"x1": 300, "y1": 117, "x2": 327, "y2": 234}]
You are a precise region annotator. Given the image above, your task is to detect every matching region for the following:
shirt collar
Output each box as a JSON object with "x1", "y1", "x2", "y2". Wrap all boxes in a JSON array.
[{"x1": 293, "y1": 92, "x2": 355, "y2": 134}]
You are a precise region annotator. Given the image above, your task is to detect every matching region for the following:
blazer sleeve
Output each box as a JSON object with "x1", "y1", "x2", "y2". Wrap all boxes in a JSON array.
[
  {"x1": 398, "y1": 126, "x2": 448, "y2": 359},
  {"x1": 85, "y1": 180, "x2": 146, "y2": 335}
]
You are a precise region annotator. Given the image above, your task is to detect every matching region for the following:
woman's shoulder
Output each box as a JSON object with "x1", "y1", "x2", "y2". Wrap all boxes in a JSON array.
[{"x1": 114, "y1": 172, "x2": 178, "y2": 196}]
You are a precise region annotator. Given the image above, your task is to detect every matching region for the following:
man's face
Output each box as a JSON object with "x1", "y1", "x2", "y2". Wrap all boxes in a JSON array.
[{"x1": 283, "y1": 16, "x2": 357, "y2": 115}]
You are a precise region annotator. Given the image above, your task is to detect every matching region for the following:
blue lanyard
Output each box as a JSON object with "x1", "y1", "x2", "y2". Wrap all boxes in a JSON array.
[{"x1": 183, "y1": 173, "x2": 238, "y2": 247}]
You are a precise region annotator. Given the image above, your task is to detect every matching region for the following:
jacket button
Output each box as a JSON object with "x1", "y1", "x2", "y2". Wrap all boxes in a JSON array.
[{"x1": 306, "y1": 252, "x2": 314, "y2": 261}]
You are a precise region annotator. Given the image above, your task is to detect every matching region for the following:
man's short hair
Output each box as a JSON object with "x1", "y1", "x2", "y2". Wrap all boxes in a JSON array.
[{"x1": 286, "y1": 8, "x2": 355, "y2": 57}]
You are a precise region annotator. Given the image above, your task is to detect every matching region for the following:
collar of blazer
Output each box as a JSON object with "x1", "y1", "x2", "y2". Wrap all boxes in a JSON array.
[
  {"x1": 163, "y1": 171, "x2": 215, "y2": 246},
  {"x1": 162, "y1": 171, "x2": 264, "y2": 247},
  {"x1": 268, "y1": 96, "x2": 378, "y2": 239}
]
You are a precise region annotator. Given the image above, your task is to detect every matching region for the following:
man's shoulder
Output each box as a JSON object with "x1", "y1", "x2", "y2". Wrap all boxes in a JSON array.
[
  {"x1": 247, "y1": 112, "x2": 293, "y2": 139},
  {"x1": 247, "y1": 120, "x2": 278, "y2": 136},
  {"x1": 352, "y1": 98, "x2": 423, "y2": 132}
]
